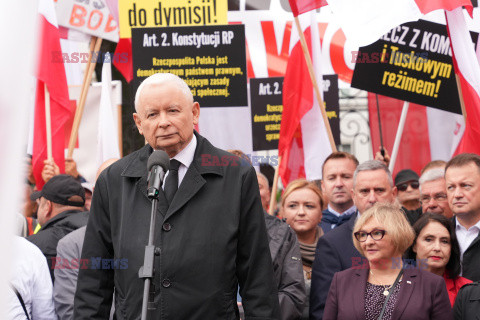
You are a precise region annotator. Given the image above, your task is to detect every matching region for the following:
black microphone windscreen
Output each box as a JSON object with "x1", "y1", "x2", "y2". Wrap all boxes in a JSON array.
[{"x1": 147, "y1": 150, "x2": 170, "y2": 172}]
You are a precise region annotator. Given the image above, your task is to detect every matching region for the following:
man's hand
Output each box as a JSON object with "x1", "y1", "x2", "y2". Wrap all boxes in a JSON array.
[
  {"x1": 374, "y1": 147, "x2": 391, "y2": 167},
  {"x1": 65, "y1": 158, "x2": 79, "y2": 178},
  {"x1": 42, "y1": 159, "x2": 60, "y2": 183}
]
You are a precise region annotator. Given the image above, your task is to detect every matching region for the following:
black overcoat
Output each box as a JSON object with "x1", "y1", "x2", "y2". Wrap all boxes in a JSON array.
[{"x1": 74, "y1": 132, "x2": 280, "y2": 319}]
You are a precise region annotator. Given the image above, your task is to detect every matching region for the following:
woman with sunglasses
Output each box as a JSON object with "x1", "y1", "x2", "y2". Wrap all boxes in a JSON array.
[
  {"x1": 405, "y1": 213, "x2": 472, "y2": 307},
  {"x1": 323, "y1": 203, "x2": 452, "y2": 320}
]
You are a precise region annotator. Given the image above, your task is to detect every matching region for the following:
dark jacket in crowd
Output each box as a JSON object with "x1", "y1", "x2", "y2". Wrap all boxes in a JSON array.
[
  {"x1": 454, "y1": 281, "x2": 480, "y2": 320},
  {"x1": 74, "y1": 132, "x2": 280, "y2": 320},
  {"x1": 27, "y1": 209, "x2": 88, "y2": 281},
  {"x1": 264, "y1": 212, "x2": 306, "y2": 320}
]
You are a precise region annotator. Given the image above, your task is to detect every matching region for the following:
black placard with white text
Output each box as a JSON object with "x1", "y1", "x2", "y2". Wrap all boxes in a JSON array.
[
  {"x1": 351, "y1": 20, "x2": 478, "y2": 114},
  {"x1": 250, "y1": 75, "x2": 340, "y2": 151},
  {"x1": 132, "y1": 24, "x2": 248, "y2": 107}
]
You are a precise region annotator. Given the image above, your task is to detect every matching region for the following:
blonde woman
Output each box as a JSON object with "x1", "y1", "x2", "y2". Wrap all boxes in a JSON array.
[
  {"x1": 324, "y1": 203, "x2": 452, "y2": 320},
  {"x1": 281, "y1": 179, "x2": 324, "y2": 319}
]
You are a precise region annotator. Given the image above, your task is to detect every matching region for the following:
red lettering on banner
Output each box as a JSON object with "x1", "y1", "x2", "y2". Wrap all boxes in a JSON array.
[
  {"x1": 88, "y1": 10, "x2": 103, "y2": 30},
  {"x1": 330, "y1": 29, "x2": 353, "y2": 83},
  {"x1": 261, "y1": 21, "x2": 292, "y2": 77},
  {"x1": 70, "y1": 4, "x2": 87, "y2": 27},
  {"x1": 318, "y1": 22, "x2": 328, "y2": 47},
  {"x1": 105, "y1": 14, "x2": 117, "y2": 33}
]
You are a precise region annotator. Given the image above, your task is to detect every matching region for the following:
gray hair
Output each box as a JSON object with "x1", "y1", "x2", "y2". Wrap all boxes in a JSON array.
[
  {"x1": 134, "y1": 73, "x2": 193, "y2": 112},
  {"x1": 353, "y1": 160, "x2": 393, "y2": 188},
  {"x1": 419, "y1": 168, "x2": 445, "y2": 192}
]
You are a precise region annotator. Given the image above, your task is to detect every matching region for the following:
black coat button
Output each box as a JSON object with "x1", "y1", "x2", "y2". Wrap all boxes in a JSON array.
[
  {"x1": 162, "y1": 279, "x2": 171, "y2": 288},
  {"x1": 162, "y1": 223, "x2": 171, "y2": 231},
  {"x1": 154, "y1": 247, "x2": 161, "y2": 256}
]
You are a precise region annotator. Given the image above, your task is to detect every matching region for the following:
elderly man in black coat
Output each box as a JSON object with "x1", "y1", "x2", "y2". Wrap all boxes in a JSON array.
[{"x1": 73, "y1": 73, "x2": 280, "y2": 319}]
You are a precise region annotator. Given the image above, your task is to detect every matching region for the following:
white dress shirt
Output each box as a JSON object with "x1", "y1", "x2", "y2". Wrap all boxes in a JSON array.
[
  {"x1": 8, "y1": 237, "x2": 57, "y2": 320},
  {"x1": 456, "y1": 218, "x2": 480, "y2": 261},
  {"x1": 162, "y1": 134, "x2": 197, "y2": 189}
]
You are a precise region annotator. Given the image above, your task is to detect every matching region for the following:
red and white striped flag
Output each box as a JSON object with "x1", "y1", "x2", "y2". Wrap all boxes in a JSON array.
[
  {"x1": 447, "y1": 7, "x2": 480, "y2": 155},
  {"x1": 33, "y1": 0, "x2": 73, "y2": 189},
  {"x1": 279, "y1": 11, "x2": 332, "y2": 185}
]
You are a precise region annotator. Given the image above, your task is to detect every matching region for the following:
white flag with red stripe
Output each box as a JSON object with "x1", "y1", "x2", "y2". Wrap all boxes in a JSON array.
[
  {"x1": 446, "y1": 7, "x2": 480, "y2": 155},
  {"x1": 279, "y1": 12, "x2": 332, "y2": 185}
]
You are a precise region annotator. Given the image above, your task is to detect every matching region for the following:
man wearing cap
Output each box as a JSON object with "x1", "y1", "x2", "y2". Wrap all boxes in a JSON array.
[
  {"x1": 394, "y1": 169, "x2": 422, "y2": 225},
  {"x1": 27, "y1": 174, "x2": 88, "y2": 281}
]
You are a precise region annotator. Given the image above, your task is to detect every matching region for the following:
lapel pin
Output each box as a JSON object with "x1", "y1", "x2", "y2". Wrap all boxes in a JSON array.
[{"x1": 407, "y1": 281, "x2": 412, "y2": 284}]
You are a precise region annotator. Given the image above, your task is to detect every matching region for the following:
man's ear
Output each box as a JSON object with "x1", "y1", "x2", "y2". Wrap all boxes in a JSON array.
[
  {"x1": 192, "y1": 102, "x2": 200, "y2": 125},
  {"x1": 392, "y1": 186, "x2": 398, "y2": 198},
  {"x1": 133, "y1": 113, "x2": 143, "y2": 135},
  {"x1": 45, "y1": 199, "x2": 53, "y2": 218}
]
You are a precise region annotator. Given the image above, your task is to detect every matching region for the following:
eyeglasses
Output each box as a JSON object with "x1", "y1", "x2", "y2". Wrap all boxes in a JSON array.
[
  {"x1": 354, "y1": 229, "x2": 386, "y2": 242},
  {"x1": 420, "y1": 193, "x2": 448, "y2": 204},
  {"x1": 396, "y1": 181, "x2": 419, "y2": 192}
]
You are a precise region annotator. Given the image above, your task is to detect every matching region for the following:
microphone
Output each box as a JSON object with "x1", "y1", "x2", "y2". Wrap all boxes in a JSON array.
[{"x1": 147, "y1": 150, "x2": 170, "y2": 199}]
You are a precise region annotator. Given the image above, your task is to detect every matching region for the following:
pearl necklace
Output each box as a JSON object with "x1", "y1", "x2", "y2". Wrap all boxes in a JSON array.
[{"x1": 369, "y1": 270, "x2": 395, "y2": 296}]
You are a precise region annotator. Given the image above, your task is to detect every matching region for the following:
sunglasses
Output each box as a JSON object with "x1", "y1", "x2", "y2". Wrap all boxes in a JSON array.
[{"x1": 396, "y1": 181, "x2": 419, "y2": 192}]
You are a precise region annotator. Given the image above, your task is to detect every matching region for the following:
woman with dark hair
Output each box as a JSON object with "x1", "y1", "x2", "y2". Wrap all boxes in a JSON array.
[{"x1": 405, "y1": 213, "x2": 472, "y2": 306}]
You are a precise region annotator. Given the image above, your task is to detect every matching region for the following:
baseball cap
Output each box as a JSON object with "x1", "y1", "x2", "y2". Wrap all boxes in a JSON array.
[
  {"x1": 394, "y1": 169, "x2": 419, "y2": 186},
  {"x1": 30, "y1": 174, "x2": 85, "y2": 207}
]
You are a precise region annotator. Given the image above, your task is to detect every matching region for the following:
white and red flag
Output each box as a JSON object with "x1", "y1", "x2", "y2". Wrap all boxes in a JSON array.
[
  {"x1": 279, "y1": 8, "x2": 332, "y2": 186},
  {"x1": 447, "y1": 7, "x2": 480, "y2": 155},
  {"x1": 33, "y1": 0, "x2": 73, "y2": 189}
]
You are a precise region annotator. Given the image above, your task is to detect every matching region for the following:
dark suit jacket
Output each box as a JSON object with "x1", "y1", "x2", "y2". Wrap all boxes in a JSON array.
[
  {"x1": 454, "y1": 281, "x2": 480, "y2": 320},
  {"x1": 310, "y1": 212, "x2": 362, "y2": 319},
  {"x1": 454, "y1": 217, "x2": 480, "y2": 282},
  {"x1": 74, "y1": 132, "x2": 280, "y2": 319},
  {"x1": 324, "y1": 267, "x2": 453, "y2": 320}
]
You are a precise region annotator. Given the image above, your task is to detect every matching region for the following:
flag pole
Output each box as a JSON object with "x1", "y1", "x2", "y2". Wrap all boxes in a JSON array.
[
  {"x1": 375, "y1": 94, "x2": 386, "y2": 157},
  {"x1": 268, "y1": 156, "x2": 282, "y2": 216},
  {"x1": 44, "y1": 84, "x2": 53, "y2": 160},
  {"x1": 67, "y1": 36, "x2": 103, "y2": 157},
  {"x1": 389, "y1": 101, "x2": 409, "y2": 172},
  {"x1": 293, "y1": 16, "x2": 337, "y2": 152}
]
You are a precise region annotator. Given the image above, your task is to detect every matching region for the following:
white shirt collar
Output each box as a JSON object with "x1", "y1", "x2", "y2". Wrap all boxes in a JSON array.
[
  {"x1": 456, "y1": 217, "x2": 480, "y2": 232},
  {"x1": 171, "y1": 134, "x2": 196, "y2": 168},
  {"x1": 327, "y1": 204, "x2": 357, "y2": 217}
]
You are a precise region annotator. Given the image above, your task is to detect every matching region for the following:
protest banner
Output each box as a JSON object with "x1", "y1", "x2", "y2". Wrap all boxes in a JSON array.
[
  {"x1": 55, "y1": 0, "x2": 119, "y2": 42},
  {"x1": 251, "y1": 75, "x2": 339, "y2": 151},
  {"x1": 119, "y1": 0, "x2": 228, "y2": 38},
  {"x1": 250, "y1": 77, "x2": 283, "y2": 151},
  {"x1": 351, "y1": 19, "x2": 478, "y2": 114},
  {"x1": 132, "y1": 24, "x2": 247, "y2": 107}
]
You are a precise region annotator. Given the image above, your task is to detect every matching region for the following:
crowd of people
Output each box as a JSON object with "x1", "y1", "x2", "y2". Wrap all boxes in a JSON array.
[{"x1": 8, "y1": 73, "x2": 480, "y2": 320}]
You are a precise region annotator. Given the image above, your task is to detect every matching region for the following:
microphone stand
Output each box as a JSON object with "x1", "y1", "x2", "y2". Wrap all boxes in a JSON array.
[{"x1": 139, "y1": 170, "x2": 162, "y2": 320}]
